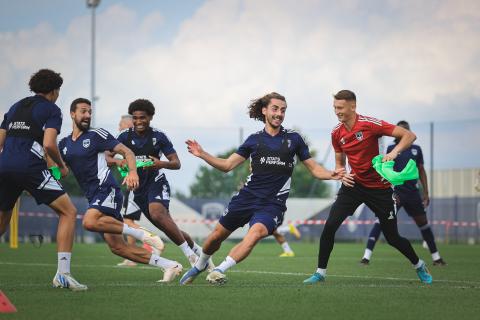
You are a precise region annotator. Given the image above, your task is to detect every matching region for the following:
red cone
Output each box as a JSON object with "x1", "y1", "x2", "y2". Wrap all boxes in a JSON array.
[{"x1": 0, "y1": 290, "x2": 17, "y2": 313}]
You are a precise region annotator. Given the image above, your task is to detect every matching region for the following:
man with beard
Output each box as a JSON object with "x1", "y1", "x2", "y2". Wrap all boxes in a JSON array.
[
  {"x1": 180, "y1": 92, "x2": 344, "y2": 285},
  {"x1": 108, "y1": 99, "x2": 212, "y2": 269},
  {"x1": 0, "y1": 69, "x2": 86, "y2": 291},
  {"x1": 57, "y1": 98, "x2": 182, "y2": 283},
  {"x1": 303, "y1": 90, "x2": 432, "y2": 285}
]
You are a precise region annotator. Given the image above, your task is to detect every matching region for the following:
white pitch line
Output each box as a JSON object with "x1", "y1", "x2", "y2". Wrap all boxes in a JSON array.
[{"x1": 1, "y1": 261, "x2": 479, "y2": 286}]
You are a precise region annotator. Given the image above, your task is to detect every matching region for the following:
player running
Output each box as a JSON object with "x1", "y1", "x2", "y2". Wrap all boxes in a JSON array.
[
  {"x1": 180, "y1": 92, "x2": 343, "y2": 285},
  {"x1": 57, "y1": 98, "x2": 182, "y2": 283},
  {"x1": 0, "y1": 69, "x2": 86, "y2": 290}
]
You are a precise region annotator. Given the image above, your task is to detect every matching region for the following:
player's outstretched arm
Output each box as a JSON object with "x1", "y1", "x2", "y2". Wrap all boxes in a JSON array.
[
  {"x1": 302, "y1": 158, "x2": 345, "y2": 180},
  {"x1": 384, "y1": 126, "x2": 416, "y2": 162},
  {"x1": 44, "y1": 128, "x2": 69, "y2": 177},
  {"x1": 112, "y1": 143, "x2": 139, "y2": 190},
  {"x1": 185, "y1": 139, "x2": 245, "y2": 173}
]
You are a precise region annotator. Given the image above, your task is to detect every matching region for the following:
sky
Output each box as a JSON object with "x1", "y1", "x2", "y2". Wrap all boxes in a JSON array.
[{"x1": 1, "y1": 0, "x2": 479, "y2": 194}]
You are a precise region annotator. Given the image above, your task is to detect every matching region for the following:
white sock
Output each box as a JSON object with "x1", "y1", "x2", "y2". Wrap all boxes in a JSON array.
[
  {"x1": 149, "y1": 254, "x2": 177, "y2": 269},
  {"x1": 194, "y1": 252, "x2": 212, "y2": 270},
  {"x1": 122, "y1": 224, "x2": 144, "y2": 241},
  {"x1": 431, "y1": 252, "x2": 441, "y2": 261},
  {"x1": 281, "y1": 242, "x2": 293, "y2": 253},
  {"x1": 179, "y1": 241, "x2": 196, "y2": 258},
  {"x1": 363, "y1": 249, "x2": 373, "y2": 260},
  {"x1": 192, "y1": 242, "x2": 203, "y2": 256},
  {"x1": 413, "y1": 259, "x2": 424, "y2": 269},
  {"x1": 216, "y1": 256, "x2": 236, "y2": 273},
  {"x1": 58, "y1": 252, "x2": 71, "y2": 274},
  {"x1": 316, "y1": 268, "x2": 327, "y2": 276}
]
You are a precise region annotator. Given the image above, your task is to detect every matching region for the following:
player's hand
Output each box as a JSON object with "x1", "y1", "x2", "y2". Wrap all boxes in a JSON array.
[
  {"x1": 185, "y1": 139, "x2": 203, "y2": 157},
  {"x1": 117, "y1": 159, "x2": 127, "y2": 168},
  {"x1": 123, "y1": 171, "x2": 139, "y2": 190},
  {"x1": 423, "y1": 194, "x2": 430, "y2": 208},
  {"x1": 341, "y1": 172, "x2": 355, "y2": 187},
  {"x1": 148, "y1": 156, "x2": 161, "y2": 169},
  {"x1": 383, "y1": 152, "x2": 398, "y2": 162},
  {"x1": 59, "y1": 165, "x2": 69, "y2": 178},
  {"x1": 331, "y1": 168, "x2": 346, "y2": 180}
]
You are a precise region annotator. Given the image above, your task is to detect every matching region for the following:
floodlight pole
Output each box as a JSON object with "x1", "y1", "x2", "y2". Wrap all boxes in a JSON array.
[{"x1": 87, "y1": 0, "x2": 100, "y2": 127}]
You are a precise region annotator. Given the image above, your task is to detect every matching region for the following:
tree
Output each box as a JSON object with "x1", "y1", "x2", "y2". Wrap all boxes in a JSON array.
[{"x1": 189, "y1": 147, "x2": 330, "y2": 198}]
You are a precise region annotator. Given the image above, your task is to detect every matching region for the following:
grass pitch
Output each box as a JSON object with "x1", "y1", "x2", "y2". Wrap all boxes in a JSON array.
[{"x1": 1, "y1": 241, "x2": 479, "y2": 320}]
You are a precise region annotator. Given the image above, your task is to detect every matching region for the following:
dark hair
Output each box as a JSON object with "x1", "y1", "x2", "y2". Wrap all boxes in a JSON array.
[
  {"x1": 70, "y1": 98, "x2": 91, "y2": 112},
  {"x1": 397, "y1": 120, "x2": 410, "y2": 127},
  {"x1": 333, "y1": 90, "x2": 356, "y2": 101},
  {"x1": 248, "y1": 92, "x2": 286, "y2": 123},
  {"x1": 28, "y1": 69, "x2": 63, "y2": 94},
  {"x1": 128, "y1": 99, "x2": 155, "y2": 116}
]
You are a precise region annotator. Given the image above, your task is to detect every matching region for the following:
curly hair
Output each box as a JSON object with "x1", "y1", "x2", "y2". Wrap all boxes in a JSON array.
[
  {"x1": 248, "y1": 92, "x2": 286, "y2": 123},
  {"x1": 128, "y1": 99, "x2": 155, "y2": 116},
  {"x1": 28, "y1": 69, "x2": 63, "y2": 94}
]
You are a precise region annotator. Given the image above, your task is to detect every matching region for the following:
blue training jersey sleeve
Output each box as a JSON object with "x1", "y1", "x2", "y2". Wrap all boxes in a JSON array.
[
  {"x1": 294, "y1": 133, "x2": 311, "y2": 161},
  {"x1": 235, "y1": 134, "x2": 256, "y2": 159},
  {"x1": 416, "y1": 146, "x2": 424, "y2": 165},
  {"x1": 44, "y1": 104, "x2": 62, "y2": 134},
  {"x1": 92, "y1": 128, "x2": 120, "y2": 152},
  {"x1": 156, "y1": 131, "x2": 176, "y2": 157}
]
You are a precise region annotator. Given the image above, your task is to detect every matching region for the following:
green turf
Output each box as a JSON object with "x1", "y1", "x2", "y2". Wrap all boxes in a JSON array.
[{"x1": 0, "y1": 241, "x2": 479, "y2": 320}]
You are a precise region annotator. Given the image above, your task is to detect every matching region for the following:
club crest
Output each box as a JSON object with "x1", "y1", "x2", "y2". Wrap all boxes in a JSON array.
[
  {"x1": 355, "y1": 131, "x2": 363, "y2": 141},
  {"x1": 83, "y1": 139, "x2": 90, "y2": 148},
  {"x1": 411, "y1": 149, "x2": 418, "y2": 156}
]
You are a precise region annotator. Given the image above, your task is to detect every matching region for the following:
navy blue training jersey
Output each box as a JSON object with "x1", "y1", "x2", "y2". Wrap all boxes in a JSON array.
[
  {"x1": 236, "y1": 127, "x2": 311, "y2": 201},
  {"x1": 116, "y1": 127, "x2": 176, "y2": 192},
  {"x1": 59, "y1": 128, "x2": 120, "y2": 201},
  {"x1": 387, "y1": 143, "x2": 424, "y2": 192},
  {"x1": 0, "y1": 95, "x2": 62, "y2": 173}
]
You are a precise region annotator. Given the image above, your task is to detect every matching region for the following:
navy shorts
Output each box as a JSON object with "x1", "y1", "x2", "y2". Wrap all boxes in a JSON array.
[
  {"x1": 0, "y1": 170, "x2": 65, "y2": 211},
  {"x1": 221, "y1": 192, "x2": 285, "y2": 235},
  {"x1": 89, "y1": 186, "x2": 123, "y2": 221},
  {"x1": 122, "y1": 190, "x2": 141, "y2": 221},
  {"x1": 133, "y1": 176, "x2": 171, "y2": 220},
  {"x1": 395, "y1": 190, "x2": 426, "y2": 217}
]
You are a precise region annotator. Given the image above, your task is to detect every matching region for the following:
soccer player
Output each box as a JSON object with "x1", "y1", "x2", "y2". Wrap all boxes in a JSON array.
[
  {"x1": 58, "y1": 98, "x2": 182, "y2": 282},
  {"x1": 107, "y1": 99, "x2": 210, "y2": 267},
  {"x1": 115, "y1": 115, "x2": 163, "y2": 267},
  {"x1": 303, "y1": 90, "x2": 432, "y2": 285},
  {"x1": 180, "y1": 92, "x2": 343, "y2": 285},
  {"x1": 0, "y1": 69, "x2": 88, "y2": 291},
  {"x1": 360, "y1": 120, "x2": 446, "y2": 266}
]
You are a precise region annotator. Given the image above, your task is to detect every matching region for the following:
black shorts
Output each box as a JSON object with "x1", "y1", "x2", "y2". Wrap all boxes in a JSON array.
[
  {"x1": 395, "y1": 190, "x2": 426, "y2": 217},
  {"x1": 0, "y1": 170, "x2": 65, "y2": 211},
  {"x1": 331, "y1": 184, "x2": 397, "y2": 221}
]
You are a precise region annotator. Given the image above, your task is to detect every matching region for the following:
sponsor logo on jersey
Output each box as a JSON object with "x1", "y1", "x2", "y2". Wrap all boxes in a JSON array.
[
  {"x1": 9, "y1": 121, "x2": 31, "y2": 130},
  {"x1": 83, "y1": 139, "x2": 90, "y2": 148},
  {"x1": 152, "y1": 138, "x2": 157, "y2": 145},
  {"x1": 355, "y1": 131, "x2": 363, "y2": 141},
  {"x1": 62, "y1": 147, "x2": 67, "y2": 155}
]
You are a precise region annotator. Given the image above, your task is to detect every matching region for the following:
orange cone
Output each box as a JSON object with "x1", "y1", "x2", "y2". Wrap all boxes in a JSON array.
[{"x1": 0, "y1": 290, "x2": 17, "y2": 313}]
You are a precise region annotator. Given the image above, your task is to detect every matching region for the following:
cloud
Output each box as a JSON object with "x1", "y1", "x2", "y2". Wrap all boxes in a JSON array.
[{"x1": 1, "y1": 0, "x2": 479, "y2": 192}]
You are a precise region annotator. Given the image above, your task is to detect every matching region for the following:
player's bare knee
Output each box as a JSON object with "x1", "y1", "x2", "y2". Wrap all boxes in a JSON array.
[{"x1": 82, "y1": 217, "x2": 96, "y2": 231}]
